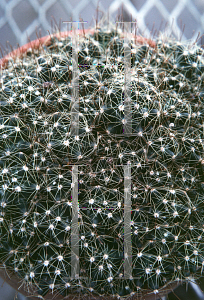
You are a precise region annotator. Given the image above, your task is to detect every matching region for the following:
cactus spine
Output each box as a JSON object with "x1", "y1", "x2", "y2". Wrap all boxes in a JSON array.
[{"x1": 0, "y1": 18, "x2": 204, "y2": 300}]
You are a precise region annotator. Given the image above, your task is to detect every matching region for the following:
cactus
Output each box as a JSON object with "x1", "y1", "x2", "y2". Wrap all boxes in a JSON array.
[{"x1": 0, "y1": 17, "x2": 204, "y2": 300}]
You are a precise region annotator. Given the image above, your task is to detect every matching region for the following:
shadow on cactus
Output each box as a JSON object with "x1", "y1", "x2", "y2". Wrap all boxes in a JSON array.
[{"x1": 0, "y1": 14, "x2": 204, "y2": 300}]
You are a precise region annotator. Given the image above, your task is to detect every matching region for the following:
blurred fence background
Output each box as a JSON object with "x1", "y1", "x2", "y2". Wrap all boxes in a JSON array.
[
  {"x1": 0, "y1": 0, "x2": 204, "y2": 299},
  {"x1": 0, "y1": 0, "x2": 204, "y2": 55}
]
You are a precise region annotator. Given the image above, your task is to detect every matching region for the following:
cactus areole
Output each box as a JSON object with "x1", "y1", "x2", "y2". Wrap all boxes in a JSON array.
[{"x1": 0, "y1": 22, "x2": 203, "y2": 300}]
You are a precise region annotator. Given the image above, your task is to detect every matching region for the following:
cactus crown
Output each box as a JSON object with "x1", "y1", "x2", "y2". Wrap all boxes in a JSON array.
[{"x1": 0, "y1": 18, "x2": 204, "y2": 300}]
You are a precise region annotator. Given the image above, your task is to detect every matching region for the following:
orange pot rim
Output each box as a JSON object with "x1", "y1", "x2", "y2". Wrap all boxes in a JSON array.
[{"x1": 0, "y1": 28, "x2": 156, "y2": 69}]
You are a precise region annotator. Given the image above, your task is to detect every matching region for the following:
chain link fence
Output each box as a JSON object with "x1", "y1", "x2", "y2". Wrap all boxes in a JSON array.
[{"x1": 0, "y1": 0, "x2": 204, "y2": 55}]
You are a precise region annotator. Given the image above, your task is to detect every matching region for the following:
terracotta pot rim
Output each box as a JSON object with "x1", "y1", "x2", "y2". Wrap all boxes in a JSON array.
[{"x1": 0, "y1": 28, "x2": 156, "y2": 69}]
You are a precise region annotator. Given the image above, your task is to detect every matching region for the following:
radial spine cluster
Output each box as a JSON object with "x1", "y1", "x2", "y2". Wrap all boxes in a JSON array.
[{"x1": 0, "y1": 23, "x2": 204, "y2": 299}]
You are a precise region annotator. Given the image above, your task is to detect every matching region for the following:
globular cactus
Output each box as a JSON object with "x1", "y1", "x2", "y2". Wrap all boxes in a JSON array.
[{"x1": 0, "y1": 17, "x2": 204, "y2": 300}]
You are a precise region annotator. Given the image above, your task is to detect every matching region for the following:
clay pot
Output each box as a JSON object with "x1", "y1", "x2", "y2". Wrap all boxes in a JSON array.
[{"x1": 0, "y1": 28, "x2": 156, "y2": 68}]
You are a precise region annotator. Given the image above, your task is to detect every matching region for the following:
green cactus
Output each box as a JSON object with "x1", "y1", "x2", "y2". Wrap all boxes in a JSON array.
[{"x1": 0, "y1": 18, "x2": 204, "y2": 300}]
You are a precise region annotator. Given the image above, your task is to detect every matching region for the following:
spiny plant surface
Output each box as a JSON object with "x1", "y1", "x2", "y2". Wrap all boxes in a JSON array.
[{"x1": 0, "y1": 24, "x2": 204, "y2": 299}]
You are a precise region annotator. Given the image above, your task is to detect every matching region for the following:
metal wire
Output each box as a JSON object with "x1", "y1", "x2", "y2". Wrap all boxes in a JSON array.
[{"x1": 0, "y1": 0, "x2": 203, "y2": 50}]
